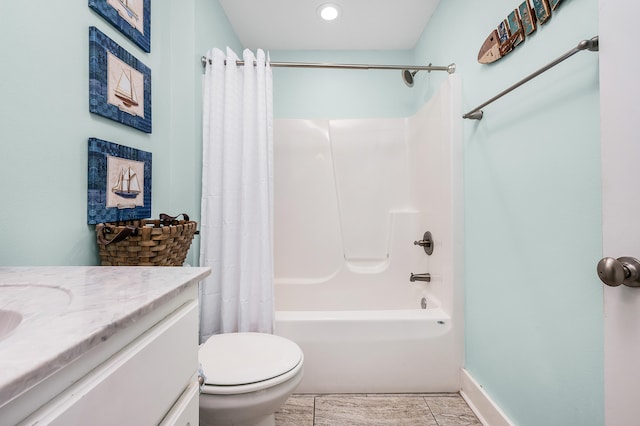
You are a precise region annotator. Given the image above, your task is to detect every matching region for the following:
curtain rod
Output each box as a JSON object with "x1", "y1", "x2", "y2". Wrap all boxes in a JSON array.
[
  {"x1": 200, "y1": 56, "x2": 456, "y2": 74},
  {"x1": 462, "y1": 36, "x2": 599, "y2": 120}
]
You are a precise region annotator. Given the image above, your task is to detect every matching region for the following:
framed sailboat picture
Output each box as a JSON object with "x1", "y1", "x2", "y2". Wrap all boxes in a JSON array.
[
  {"x1": 88, "y1": 138, "x2": 152, "y2": 224},
  {"x1": 89, "y1": 27, "x2": 151, "y2": 133},
  {"x1": 89, "y1": 0, "x2": 151, "y2": 53}
]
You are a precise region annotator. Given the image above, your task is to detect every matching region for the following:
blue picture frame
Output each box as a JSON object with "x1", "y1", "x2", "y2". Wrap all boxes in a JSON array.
[
  {"x1": 89, "y1": 26, "x2": 152, "y2": 133},
  {"x1": 88, "y1": 138, "x2": 152, "y2": 224},
  {"x1": 89, "y1": 0, "x2": 151, "y2": 52}
]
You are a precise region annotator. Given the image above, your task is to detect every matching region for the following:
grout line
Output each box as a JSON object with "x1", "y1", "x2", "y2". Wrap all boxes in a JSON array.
[
  {"x1": 283, "y1": 392, "x2": 477, "y2": 426},
  {"x1": 312, "y1": 395, "x2": 317, "y2": 426},
  {"x1": 423, "y1": 396, "x2": 441, "y2": 426}
]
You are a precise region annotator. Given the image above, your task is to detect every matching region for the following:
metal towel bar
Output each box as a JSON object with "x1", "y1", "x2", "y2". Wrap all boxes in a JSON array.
[{"x1": 463, "y1": 36, "x2": 599, "y2": 120}]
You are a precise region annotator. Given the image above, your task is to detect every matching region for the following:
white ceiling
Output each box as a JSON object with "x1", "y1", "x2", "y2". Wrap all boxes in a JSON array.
[{"x1": 218, "y1": 0, "x2": 440, "y2": 51}]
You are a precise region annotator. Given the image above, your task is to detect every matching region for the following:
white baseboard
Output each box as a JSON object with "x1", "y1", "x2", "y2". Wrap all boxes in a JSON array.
[{"x1": 460, "y1": 369, "x2": 513, "y2": 426}]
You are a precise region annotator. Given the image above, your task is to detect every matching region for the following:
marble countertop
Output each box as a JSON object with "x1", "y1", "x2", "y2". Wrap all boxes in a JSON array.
[{"x1": 0, "y1": 266, "x2": 211, "y2": 408}]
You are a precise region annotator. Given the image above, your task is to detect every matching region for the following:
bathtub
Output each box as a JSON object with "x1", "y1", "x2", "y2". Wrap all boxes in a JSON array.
[
  {"x1": 272, "y1": 77, "x2": 463, "y2": 394},
  {"x1": 274, "y1": 296, "x2": 460, "y2": 394}
]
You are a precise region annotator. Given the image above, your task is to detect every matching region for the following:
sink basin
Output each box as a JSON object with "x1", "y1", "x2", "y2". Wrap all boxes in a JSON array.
[
  {"x1": 0, "y1": 309, "x2": 23, "y2": 341},
  {"x1": 0, "y1": 285, "x2": 72, "y2": 342},
  {"x1": 0, "y1": 284, "x2": 72, "y2": 316}
]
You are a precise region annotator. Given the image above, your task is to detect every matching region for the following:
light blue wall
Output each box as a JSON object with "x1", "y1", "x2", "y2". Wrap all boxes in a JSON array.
[
  {"x1": 0, "y1": 0, "x2": 240, "y2": 266},
  {"x1": 271, "y1": 1, "x2": 603, "y2": 424},
  {"x1": 270, "y1": 50, "x2": 415, "y2": 119},
  {"x1": 414, "y1": 1, "x2": 603, "y2": 425}
]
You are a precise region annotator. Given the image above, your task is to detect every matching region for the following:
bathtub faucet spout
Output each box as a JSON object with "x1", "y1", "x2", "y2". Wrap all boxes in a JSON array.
[{"x1": 410, "y1": 273, "x2": 431, "y2": 283}]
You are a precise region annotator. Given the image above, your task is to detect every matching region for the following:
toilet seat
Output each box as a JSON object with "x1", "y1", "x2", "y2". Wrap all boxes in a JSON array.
[{"x1": 199, "y1": 332, "x2": 303, "y2": 395}]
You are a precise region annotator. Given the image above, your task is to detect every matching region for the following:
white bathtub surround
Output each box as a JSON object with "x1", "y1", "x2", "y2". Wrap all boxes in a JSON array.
[
  {"x1": 0, "y1": 266, "x2": 211, "y2": 424},
  {"x1": 273, "y1": 76, "x2": 463, "y2": 393},
  {"x1": 200, "y1": 47, "x2": 275, "y2": 340}
]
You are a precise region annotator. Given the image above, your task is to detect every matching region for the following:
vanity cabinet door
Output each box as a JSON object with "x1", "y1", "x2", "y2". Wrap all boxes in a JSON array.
[
  {"x1": 20, "y1": 300, "x2": 198, "y2": 426},
  {"x1": 159, "y1": 377, "x2": 200, "y2": 426}
]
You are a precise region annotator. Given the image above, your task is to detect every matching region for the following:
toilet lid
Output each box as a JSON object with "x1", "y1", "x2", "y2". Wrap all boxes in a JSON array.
[{"x1": 199, "y1": 332, "x2": 303, "y2": 386}]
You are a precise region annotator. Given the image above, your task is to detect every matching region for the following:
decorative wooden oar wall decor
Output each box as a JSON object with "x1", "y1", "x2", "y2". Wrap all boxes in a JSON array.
[{"x1": 478, "y1": 0, "x2": 562, "y2": 64}]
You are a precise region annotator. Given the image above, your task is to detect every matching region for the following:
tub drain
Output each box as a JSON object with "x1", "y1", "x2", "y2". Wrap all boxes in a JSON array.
[{"x1": 420, "y1": 297, "x2": 427, "y2": 309}]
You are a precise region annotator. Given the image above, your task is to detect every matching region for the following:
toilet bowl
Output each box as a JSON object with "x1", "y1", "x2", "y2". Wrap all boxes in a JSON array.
[{"x1": 198, "y1": 332, "x2": 304, "y2": 426}]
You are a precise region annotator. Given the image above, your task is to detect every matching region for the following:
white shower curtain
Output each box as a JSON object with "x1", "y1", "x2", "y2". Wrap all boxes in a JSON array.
[{"x1": 199, "y1": 47, "x2": 274, "y2": 342}]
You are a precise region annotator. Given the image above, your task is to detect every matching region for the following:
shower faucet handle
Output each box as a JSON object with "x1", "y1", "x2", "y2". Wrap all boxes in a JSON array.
[
  {"x1": 414, "y1": 231, "x2": 434, "y2": 255},
  {"x1": 410, "y1": 273, "x2": 431, "y2": 283}
]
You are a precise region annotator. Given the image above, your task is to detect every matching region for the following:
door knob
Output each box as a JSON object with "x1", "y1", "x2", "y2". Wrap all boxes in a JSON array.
[{"x1": 597, "y1": 257, "x2": 640, "y2": 287}]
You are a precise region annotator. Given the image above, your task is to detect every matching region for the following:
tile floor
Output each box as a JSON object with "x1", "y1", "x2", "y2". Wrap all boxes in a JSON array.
[{"x1": 275, "y1": 393, "x2": 482, "y2": 425}]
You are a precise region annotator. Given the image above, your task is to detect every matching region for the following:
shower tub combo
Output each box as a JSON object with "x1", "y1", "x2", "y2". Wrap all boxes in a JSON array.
[
  {"x1": 273, "y1": 77, "x2": 463, "y2": 393},
  {"x1": 275, "y1": 287, "x2": 456, "y2": 394}
]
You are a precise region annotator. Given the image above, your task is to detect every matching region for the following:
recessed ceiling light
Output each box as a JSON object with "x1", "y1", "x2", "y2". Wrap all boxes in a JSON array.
[{"x1": 318, "y1": 3, "x2": 341, "y2": 21}]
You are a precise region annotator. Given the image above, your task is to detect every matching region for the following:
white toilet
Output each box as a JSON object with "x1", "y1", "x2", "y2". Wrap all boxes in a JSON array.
[{"x1": 198, "y1": 332, "x2": 304, "y2": 426}]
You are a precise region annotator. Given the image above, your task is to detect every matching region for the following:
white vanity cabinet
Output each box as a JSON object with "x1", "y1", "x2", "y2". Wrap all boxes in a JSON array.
[
  {"x1": 21, "y1": 298, "x2": 198, "y2": 425},
  {"x1": 0, "y1": 267, "x2": 210, "y2": 426}
]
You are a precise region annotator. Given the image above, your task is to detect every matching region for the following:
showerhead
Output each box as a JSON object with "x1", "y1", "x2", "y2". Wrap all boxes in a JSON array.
[{"x1": 402, "y1": 69, "x2": 419, "y2": 87}]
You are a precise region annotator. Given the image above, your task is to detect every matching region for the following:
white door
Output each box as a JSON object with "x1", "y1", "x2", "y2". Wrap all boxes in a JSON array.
[{"x1": 599, "y1": 1, "x2": 640, "y2": 425}]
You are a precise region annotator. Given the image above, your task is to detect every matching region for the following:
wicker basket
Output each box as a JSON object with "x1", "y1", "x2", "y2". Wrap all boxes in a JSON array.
[{"x1": 96, "y1": 213, "x2": 198, "y2": 266}]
